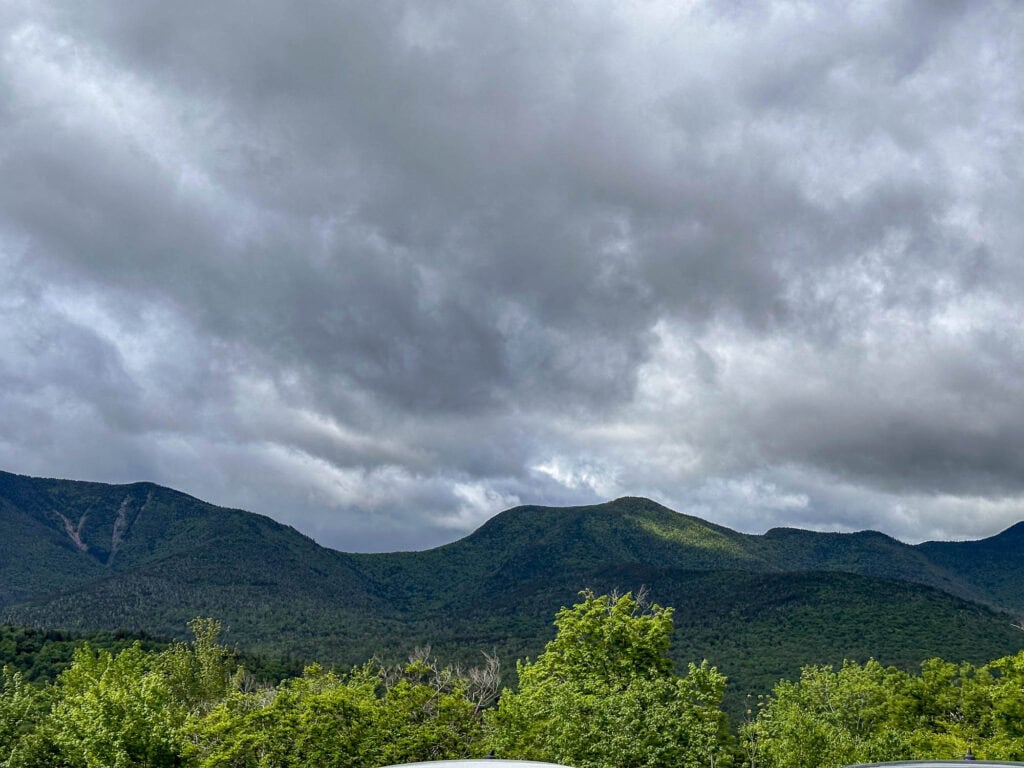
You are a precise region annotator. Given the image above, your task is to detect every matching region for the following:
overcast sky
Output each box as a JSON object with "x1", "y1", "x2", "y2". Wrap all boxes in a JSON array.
[{"x1": 2, "y1": 1, "x2": 1023, "y2": 551}]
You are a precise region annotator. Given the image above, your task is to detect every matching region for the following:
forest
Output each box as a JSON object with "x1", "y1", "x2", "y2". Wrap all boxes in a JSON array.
[{"x1": 2, "y1": 591, "x2": 1023, "y2": 768}]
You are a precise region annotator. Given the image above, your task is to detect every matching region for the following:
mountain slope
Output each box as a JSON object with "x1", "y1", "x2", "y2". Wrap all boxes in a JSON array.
[
  {"x1": 917, "y1": 521, "x2": 1024, "y2": 614},
  {"x1": 0, "y1": 470, "x2": 389, "y2": 656},
  {"x1": 753, "y1": 526, "x2": 991, "y2": 607},
  {"x1": 352, "y1": 497, "x2": 994, "y2": 614},
  {"x1": 348, "y1": 497, "x2": 775, "y2": 611},
  {"x1": 2, "y1": 470, "x2": 1022, "y2": 703},
  {"x1": 533, "y1": 565, "x2": 1022, "y2": 700}
]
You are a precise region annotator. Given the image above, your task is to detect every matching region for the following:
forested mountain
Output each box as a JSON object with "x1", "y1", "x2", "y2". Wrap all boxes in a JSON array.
[{"x1": 1, "y1": 469, "x2": 1021, "y2": 700}]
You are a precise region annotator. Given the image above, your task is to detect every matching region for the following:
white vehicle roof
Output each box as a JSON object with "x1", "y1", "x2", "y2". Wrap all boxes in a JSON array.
[{"x1": 379, "y1": 761, "x2": 573, "y2": 768}]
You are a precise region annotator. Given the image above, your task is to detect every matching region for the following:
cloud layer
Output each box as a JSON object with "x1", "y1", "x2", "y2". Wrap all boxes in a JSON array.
[{"x1": 2, "y1": 1, "x2": 1023, "y2": 550}]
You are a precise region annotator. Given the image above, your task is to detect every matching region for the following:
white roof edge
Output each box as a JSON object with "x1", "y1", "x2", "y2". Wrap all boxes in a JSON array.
[{"x1": 378, "y1": 761, "x2": 574, "y2": 768}]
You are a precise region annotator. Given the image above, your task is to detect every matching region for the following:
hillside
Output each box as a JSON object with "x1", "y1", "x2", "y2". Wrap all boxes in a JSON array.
[
  {"x1": 1, "y1": 470, "x2": 1022, "y2": 702},
  {"x1": 0, "y1": 470, "x2": 388, "y2": 659},
  {"x1": 917, "y1": 521, "x2": 1024, "y2": 615}
]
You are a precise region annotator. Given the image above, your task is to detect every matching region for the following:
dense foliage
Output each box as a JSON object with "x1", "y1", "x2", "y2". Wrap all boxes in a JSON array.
[
  {"x1": 0, "y1": 618, "x2": 496, "y2": 768},
  {"x1": 488, "y1": 591, "x2": 730, "y2": 768},
  {"x1": 4, "y1": 594, "x2": 1024, "y2": 768},
  {"x1": 744, "y1": 652, "x2": 1024, "y2": 768},
  {"x1": 4, "y1": 471, "x2": 1024, "y2": 716},
  {"x1": 0, "y1": 625, "x2": 302, "y2": 687},
  {"x1": 0, "y1": 626, "x2": 168, "y2": 682}
]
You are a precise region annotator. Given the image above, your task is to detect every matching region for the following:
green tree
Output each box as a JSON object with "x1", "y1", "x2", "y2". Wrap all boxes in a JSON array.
[
  {"x1": 8, "y1": 643, "x2": 186, "y2": 768},
  {"x1": 743, "y1": 654, "x2": 1024, "y2": 768},
  {"x1": 487, "y1": 591, "x2": 730, "y2": 768},
  {"x1": 361, "y1": 651, "x2": 488, "y2": 765},
  {"x1": 0, "y1": 667, "x2": 52, "y2": 762},
  {"x1": 742, "y1": 660, "x2": 917, "y2": 768},
  {"x1": 901, "y1": 658, "x2": 993, "y2": 758},
  {"x1": 187, "y1": 665, "x2": 375, "y2": 768},
  {"x1": 188, "y1": 652, "x2": 488, "y2": 768},
  {"x1": 161, "y1": 618, "x2": 239, "y2": 715},
  {"x1": 966, "y1": 650, "x2": 1024, "y2": 759}
]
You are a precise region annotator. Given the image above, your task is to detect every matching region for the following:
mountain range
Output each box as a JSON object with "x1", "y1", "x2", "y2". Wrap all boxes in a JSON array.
[{"x1": 1, "y1": 469, "x2": 1021, "y2": 703}]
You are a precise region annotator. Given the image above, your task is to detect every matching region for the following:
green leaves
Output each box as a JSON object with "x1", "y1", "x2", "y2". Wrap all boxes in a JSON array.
[
  {"x1": 161, "y1": 618, "x2": 237, "y2": 714},
  {"x1": 186, "y1": 653, "x2": 488, "y2": 768},
  {"x1": 0, "y1": 667, "x2": 52, "y2": 762},
  {"x1": 743, "y1": 651, "x2": 1024, "y2": 768},
  {"x1": 8, "y1": 643, "x2": 187, "y2": 768},
  {"x1": 187, "y1": 667, "x2": 375, "y2": 768},
  {"x1": 488, "y1": 591, "x2": 730, "y2": 768},
  {"x1": 4, "y1": 599, "x2": 1024, "y2": 768}
]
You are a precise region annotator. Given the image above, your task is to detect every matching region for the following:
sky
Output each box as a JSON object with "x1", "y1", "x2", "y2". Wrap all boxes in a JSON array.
[{"x1": 2, "y1": 1, "x2": 1023, "y2": 552}]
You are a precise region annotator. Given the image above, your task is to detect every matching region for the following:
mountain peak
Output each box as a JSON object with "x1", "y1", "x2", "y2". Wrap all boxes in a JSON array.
[{"x1": 4, "y1": 469, "x2": 1024, "y2": 696}]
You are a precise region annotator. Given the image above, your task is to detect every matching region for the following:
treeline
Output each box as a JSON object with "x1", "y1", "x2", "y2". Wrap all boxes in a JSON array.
[
  {"x1": 2, "y1": 593, "x2": 1024, "y2": 768},
  {"x1": 0, "y1": 626, "x2": 168, "y2": 682},
  {"x1": 0, "y1": 624, "x2": 304, "y2": 686}
]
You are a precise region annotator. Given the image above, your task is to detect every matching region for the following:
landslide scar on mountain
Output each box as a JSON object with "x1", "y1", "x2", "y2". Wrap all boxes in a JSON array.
[
  {"x1": 108, "y1": 496, "x2": 131, "y2": 565},
  {"x1": 56, "y1": 512, "x2": 88, "y2": 553},
  {"x1": 108, "y1": 491, "x2": 151, "y2": 566}
]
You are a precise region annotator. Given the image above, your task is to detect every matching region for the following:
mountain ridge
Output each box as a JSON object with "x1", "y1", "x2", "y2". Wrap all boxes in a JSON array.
[
  {"x1": 1, "y1": 468, "x2": 1019, "y2": 613},
  {"x1": 2, "y1": 469, "x2": 1022, "y2": 703}
]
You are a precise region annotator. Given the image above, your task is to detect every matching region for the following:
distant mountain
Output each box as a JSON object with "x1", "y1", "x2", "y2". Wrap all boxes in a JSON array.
[
  {"x1": 0, "y1": 471, "x2": 385, "y2": 659},
  {"x1": 1, "y1": 470, "x2": 1021, "y2": 705},
  {"x1": 918, "y1": 521, "x2": 1024, "y2": 616}
]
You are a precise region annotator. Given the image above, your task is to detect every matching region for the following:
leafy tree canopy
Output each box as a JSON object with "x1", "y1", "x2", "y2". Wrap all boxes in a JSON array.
[
  {"x1": 744, "y1": 651, "x2": 1024, "y2": 768},
  {"x1": 488, "y1": 590, "x2": 731, "y2": 768}
]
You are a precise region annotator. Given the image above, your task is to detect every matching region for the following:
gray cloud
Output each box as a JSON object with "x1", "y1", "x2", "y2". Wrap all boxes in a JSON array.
[{"x1": 1, "y1": 0, "x2": 1022, "y2": 550}]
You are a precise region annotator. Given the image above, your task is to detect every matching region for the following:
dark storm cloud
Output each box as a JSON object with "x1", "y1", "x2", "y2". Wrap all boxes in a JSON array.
[{"x1": 1, "y1": 1, "x2": 1022, "y2": 549}]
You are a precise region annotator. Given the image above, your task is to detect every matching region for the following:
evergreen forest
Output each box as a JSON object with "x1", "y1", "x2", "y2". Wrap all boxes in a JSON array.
[{"x1": 3, "y1": 592, "x2": 1024, "y2": 768}]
